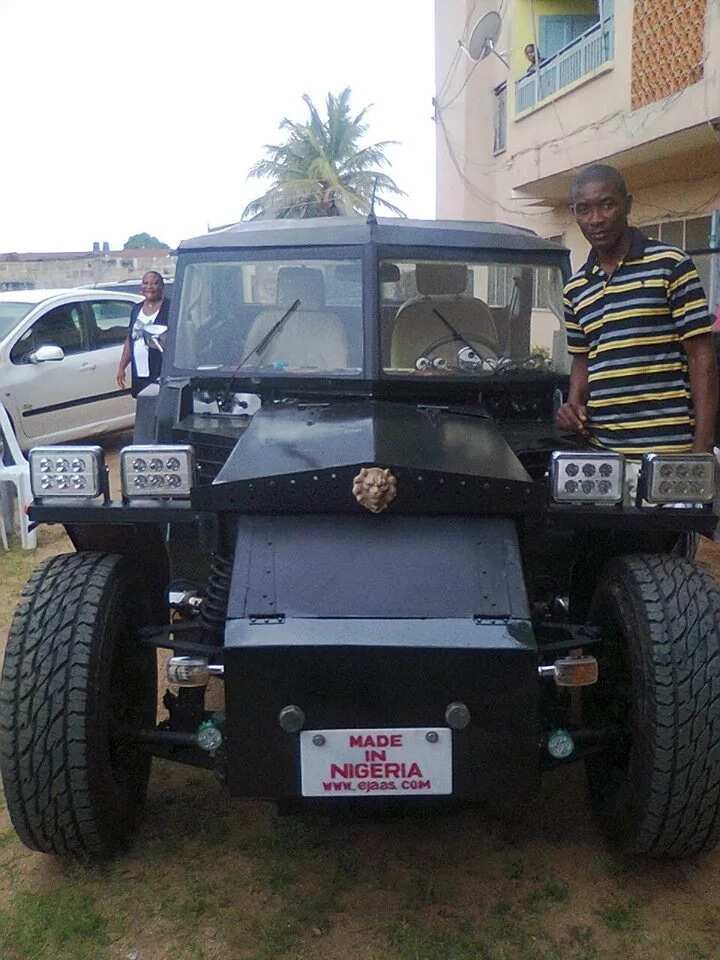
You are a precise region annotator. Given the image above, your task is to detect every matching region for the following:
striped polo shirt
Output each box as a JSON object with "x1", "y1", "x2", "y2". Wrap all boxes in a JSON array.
[{"x1": 563, "y1": 229, "x2": 712, "y2": 455}]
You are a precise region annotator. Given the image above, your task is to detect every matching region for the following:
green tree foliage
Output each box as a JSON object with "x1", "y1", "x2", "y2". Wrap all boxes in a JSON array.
[
  {"x1": 243, "y1": 88, "x2": 406, "y2": 220},
  {"x1": 123, "y1": 232, "x2": 170, "y2": 250}
]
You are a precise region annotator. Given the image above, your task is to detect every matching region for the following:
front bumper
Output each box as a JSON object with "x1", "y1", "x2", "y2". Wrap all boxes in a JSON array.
[{"x1": 223, "y1": 619, "x2": 541, "y2": 806}]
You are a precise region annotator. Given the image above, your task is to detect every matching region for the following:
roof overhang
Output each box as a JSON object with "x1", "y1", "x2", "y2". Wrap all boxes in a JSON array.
[
  {"x1": 513, "y1": 122, "x2": 720, "y2": 206},
  {"x1": 179, "y1": 217, "x2": 565, "y2": 255}
]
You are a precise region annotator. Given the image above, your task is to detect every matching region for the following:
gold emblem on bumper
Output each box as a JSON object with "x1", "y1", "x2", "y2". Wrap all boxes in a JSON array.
[{"x1": 352, "y1": 467, "x2": 397, "y2": 513}]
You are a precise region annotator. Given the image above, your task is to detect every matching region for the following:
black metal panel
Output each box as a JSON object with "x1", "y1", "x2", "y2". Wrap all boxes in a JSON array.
[
  {"x1": 29, "y1": 502, "x2": 212, "y2": 525},
  {"x1": 226, "y1": 516, "x2": 529, "y2": 621},
  {"x1": 191, "y1": 400, "x2": 543, "y2": 515},
  {"x1": 179, "y1": 216, "x2": 568, "y2": 255},
  {"x1": 547, "y1": 503, "x2": 718, "y2": 535},
  {"x1": 225, "y1": 617, "x2": 534, "y2": 649},
  {"x1": 224, "y1": 641, "x2": 540, "y2": 804}
]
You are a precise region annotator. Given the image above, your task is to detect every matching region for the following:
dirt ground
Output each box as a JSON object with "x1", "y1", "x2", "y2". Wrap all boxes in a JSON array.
[{"x1": 2, "y1": 446, "x2": 720, "y2": 959}]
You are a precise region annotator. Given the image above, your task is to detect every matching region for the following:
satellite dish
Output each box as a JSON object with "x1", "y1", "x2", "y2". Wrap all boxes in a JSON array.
[{"x1": 465, "y1": 11, "x2": 508, "y2": 67}]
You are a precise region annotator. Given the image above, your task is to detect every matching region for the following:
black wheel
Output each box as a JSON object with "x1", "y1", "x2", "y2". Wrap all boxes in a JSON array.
[
  {"x1": 0, "y1": 552, "x2": 161, "y2": 858},
  {"x1": 586, "y1": 554, "x2": 720, "y2": 857}
]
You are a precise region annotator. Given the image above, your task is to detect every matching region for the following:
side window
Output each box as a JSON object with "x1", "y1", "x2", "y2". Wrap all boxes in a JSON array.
[
  {"x1": 88, "y1": 300, "x2": 132, "y2": 348},
  {"x1": 10, "y1": 304, "x2": 84, "y2": 363},
  {"x1": 10, "y1": 328, "x2": 34, "y2": 364}
]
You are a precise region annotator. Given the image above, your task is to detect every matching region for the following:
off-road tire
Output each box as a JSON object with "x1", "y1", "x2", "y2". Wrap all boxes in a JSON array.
[
  {"x1": 0, "y1": 552, "x2": 159, "y2": 858},
  {"x1": 586, "y1": 554, "x2": 720, "y2": 857}
]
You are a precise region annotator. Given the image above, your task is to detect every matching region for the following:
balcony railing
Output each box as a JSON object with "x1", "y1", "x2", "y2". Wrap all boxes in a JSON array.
[{"x1": 515, "y1": 15, "x2": 614, "y2": 114}]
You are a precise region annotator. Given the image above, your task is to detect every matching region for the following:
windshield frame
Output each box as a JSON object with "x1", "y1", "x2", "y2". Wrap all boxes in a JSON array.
[
  {"x1": 166, "y1": 242, "x2": 571, "y2": 394},
  {"x1": 167, "y1": 245, "x2": 373, "y2": 383}
]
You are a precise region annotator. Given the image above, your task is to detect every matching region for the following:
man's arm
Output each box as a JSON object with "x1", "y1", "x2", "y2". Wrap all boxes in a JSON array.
[
  {"x1": 555, "y1": 355, "x2": 589, "y2": 434},
  {"x1": 667, "y1": 254, "x2": 717, "y2": 452},
  {"x1": 684, "y1": 333, "x2": 718, "y2": 453}
]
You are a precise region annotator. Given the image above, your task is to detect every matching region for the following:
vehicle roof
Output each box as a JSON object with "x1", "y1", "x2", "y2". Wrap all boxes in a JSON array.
[
  {"x1": 178, "y1": 217, "x2": 567, "y2": 254},
  {"x1": 0, "y1": 288, "x2": 142, "y2": 304}
]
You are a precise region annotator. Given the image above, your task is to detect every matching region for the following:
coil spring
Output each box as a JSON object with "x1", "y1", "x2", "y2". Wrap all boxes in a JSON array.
[{"x1": 201, "y1": 554, "x2": 233, "y2": 630}]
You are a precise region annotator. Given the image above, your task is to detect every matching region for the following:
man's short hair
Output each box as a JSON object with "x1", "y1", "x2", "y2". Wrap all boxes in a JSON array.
[{"x1": 571, "y1": 164, "x2": 628, "y2": 200}]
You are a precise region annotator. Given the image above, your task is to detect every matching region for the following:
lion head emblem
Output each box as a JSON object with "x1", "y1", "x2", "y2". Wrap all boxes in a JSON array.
[{"x1": 352, "y1": 467, "x2": 397, "y2": 513}]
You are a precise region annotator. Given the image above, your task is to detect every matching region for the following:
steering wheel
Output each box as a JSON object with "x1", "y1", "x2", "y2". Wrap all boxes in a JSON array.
[{"x1": 418, "y1": 334, "x2": 498, "y2": 369}]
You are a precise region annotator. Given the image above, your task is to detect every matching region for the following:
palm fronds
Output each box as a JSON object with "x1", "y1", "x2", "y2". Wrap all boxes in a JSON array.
[{"x1": 243, "y1": 87, "x2": 406, "y2": 220}]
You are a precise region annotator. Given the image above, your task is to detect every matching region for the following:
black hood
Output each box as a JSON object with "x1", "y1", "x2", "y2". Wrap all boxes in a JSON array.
[{"x1": 190, "y1": 399, "x2": 544, "y2": 515}]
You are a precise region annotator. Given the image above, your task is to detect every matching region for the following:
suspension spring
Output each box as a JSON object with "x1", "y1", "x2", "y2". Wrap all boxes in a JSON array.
[{"x1": 201, "y1": 554, "x2": 233, "y2": 631}]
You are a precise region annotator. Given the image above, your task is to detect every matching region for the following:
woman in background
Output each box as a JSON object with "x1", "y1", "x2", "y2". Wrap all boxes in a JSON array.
[{"x1": 116, "y1": 271, "x2": 169, "y2": 396}]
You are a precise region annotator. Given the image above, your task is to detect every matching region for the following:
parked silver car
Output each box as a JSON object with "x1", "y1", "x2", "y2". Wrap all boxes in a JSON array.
[{"x1": 0, "y1": 288, "x2": 141, "y2": 450}]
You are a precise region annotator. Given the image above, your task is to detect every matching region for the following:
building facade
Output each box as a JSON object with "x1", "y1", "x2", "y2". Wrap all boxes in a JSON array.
[
  {"x1": 434, "y1": 0, "x2": 720, "y2": 305},
  {"x1": 0, "y1": 246, "x2": 175, "y2": 291}
]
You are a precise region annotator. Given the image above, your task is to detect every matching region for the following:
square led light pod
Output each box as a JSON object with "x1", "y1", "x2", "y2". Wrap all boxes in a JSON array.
[
  {"x1": 29, "y1": 446, "x2": 104, "y2": 499},
  {"x1": 121, "y1": 445, "x2": 194, "y2": 499},
  {"x1": 642, "y1": 453, "x2": 715, "y2": 504},
  {"x1": 550, "y1": 450, "x2": 625, "y2": 503}
]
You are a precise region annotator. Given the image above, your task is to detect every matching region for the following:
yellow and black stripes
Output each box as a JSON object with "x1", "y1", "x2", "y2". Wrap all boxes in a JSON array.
[{"x1": 563, "y1": 230, "x2": 711, "y2": 453}]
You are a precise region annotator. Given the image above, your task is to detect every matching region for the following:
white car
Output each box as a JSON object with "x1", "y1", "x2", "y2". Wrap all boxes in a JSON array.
[{"x1": 0, "y1": 288, "x2": 142, "y2": 450}]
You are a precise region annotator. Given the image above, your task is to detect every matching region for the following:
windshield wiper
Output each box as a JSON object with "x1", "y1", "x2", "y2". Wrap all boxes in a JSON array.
[
  {"x1": 432, "y1": 307, "x2": 478, "y2": 356},
  {"x1": 239, "y1": 298, "x2": 302, "y2": 370},
  {"x1": 221, "y1": 298, "x2": 301, "y2": 411}
]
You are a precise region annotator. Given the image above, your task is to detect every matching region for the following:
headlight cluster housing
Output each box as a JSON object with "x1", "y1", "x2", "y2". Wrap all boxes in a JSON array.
[
  {"x1": 641, "y1": 453, "x2": 715, "y2": 504},
  {"x1": 120, "y1": 445, "x2": 194, "y2": 499},
  {"x1": 550, "y1": 450, "x2": 716, "y2": 506},
  {"x1": 29, "y1": 444, "x2": 195, "y2": 502},
  {"x1": 29, "y1": 447, "x2": 105, "y2": 499},
  {"x1": 550, "y1": 451, "x2": 625, "y2": 503}
]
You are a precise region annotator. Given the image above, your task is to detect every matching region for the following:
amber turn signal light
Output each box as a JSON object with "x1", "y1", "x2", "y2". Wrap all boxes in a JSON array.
[{"x1": 538, "y1": 655, "x2": 598, "y2": 687}]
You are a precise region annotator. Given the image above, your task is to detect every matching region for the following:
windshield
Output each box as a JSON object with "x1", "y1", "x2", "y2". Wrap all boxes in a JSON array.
[
  {"x1": 380, "y1": 259, "x2": 567, "y2": 378},
  {"x1": 0, "y1": 302, "x2": 35, "y2": 342},
  {"x1": 174, "y1": 258, "x2": 363, "y2": 376}
]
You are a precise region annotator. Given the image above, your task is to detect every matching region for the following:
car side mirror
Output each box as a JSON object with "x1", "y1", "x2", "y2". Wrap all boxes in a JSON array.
[
  {"x1": 28, "y1": 344, "x2": 65, "y2": 364},
  {"x1": 142, "y1": 323, "x2": 168, "y2": 353}
]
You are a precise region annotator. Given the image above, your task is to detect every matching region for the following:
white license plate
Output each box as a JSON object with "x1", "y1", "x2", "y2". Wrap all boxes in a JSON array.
[{"x1": 300, "y1": 727, "x2": 452, "y2": 797}]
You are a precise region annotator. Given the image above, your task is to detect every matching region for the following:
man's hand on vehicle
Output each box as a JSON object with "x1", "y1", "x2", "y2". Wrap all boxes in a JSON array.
[
  {"x1": 116, "y1": 367, "x2": 126, "y2": 389},
  {"x1": 555, "y1": 401, "x2": 588, "y2": 434}
]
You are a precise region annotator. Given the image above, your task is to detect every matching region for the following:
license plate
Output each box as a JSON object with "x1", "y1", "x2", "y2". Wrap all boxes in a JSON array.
[{"x1": 300, "y1": 727, "x2": 452, "y2": 797}]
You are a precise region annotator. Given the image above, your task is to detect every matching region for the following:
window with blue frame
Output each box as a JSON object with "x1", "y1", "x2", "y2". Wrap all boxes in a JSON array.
[{"x1": 538, "y1": 15, "x2": 598, "y2": 59}]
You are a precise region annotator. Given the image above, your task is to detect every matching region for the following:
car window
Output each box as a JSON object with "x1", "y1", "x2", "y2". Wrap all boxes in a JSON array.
[
  {"x1": 87, "y1": 300, "x2": 133, "y2": 348},
  {"x1": 10, "y1": 303, "x2": 85, "y2": 363},
  {"x1": 0, "y1": 302, "x2": 35, "y2": 341}
]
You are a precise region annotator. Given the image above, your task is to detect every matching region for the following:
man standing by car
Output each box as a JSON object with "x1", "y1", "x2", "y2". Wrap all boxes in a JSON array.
[{"x1": 556, "y1": 164, "x2": 717, "y2": 456}]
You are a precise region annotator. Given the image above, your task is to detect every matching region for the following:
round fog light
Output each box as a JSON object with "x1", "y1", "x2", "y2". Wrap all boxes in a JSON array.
[
  {"x1": 547, "y1": 728, "x2": 574, "y2": 760},
  {"x1": 445, "y1": 701, "x2": 471, "y2": 730},
  {"x1": 278, "y1": 704, "x2": 306, "y2": 733},
  {"x1": 197, "y1": 720, "x2": 223, "y2": 753}
]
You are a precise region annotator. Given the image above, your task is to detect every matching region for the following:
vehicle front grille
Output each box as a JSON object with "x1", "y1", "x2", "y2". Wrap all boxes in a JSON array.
[{"x1": 173, "y1": 430, "x2": 236, "y2": 486}]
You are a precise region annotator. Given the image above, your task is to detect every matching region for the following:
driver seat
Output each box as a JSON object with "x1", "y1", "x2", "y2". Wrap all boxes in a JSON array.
[
  {"x1": 390, "y1": 263, "x2": 498, "y2": 369},
  {"x1": 244, "y1": 267, "x2": 349, "y2": 370}
]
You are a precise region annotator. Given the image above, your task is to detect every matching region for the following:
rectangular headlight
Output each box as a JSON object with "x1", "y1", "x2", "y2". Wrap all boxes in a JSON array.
[
  {"x1": 29, "y1": 446, "x2": 104, "y2": 499},
  {"x1": 121, "y1": 445, "x2": 194, "y2": 499},
  {"x1": 641, "y1": 453, "x2": 715, "y2": 504},
  {"x1": 550, "y1": 450, "x2": 625, "y2": 503}
]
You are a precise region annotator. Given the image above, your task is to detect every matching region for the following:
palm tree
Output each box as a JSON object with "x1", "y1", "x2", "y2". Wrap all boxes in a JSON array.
[{"x1": 243, "y1": 88, "x2": 406, "y2": 220}]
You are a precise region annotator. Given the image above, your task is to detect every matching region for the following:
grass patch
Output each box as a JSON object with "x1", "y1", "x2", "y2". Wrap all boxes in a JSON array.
[
  {"x1": 595, "y1": 897, "x2": 640, "y2": 932},
  {"x1": 0, "y1": 830, "x2": 15, "y2": 850},
  {"x1": 387, "y1": 918, "x2": 488, "y2": 960},
  {"x1": 0, "y1": 888, "x2": 109, "y2": 960},
  {"x1": 526, "y1": 878, "x2": 571, "y2": 911}
]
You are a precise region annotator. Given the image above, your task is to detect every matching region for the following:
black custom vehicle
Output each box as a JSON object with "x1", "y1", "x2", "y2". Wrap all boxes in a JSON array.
[{"x1": 2, "y1": 217, "x2": 720, "y2": 860}]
